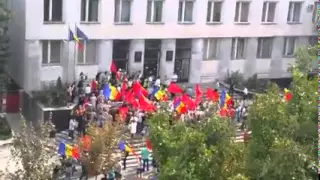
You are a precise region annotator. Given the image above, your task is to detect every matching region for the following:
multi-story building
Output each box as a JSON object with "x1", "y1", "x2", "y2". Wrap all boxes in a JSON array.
[{"x1": 6, "y1": 0, "x2": 317, "y2": 91}]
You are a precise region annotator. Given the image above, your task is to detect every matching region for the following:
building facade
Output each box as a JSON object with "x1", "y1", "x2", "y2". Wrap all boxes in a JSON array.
[{"x1": 7, "y1": 0, "x2": 317, "y2": 91}]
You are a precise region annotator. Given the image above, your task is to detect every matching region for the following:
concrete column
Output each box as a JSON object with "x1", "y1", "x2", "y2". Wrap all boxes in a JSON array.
[
  {"x1": 160, "y1": 39, "x2": 175, "y2": 79},
  {"x1": 24, "y1": 40, "x2": 41, "y2": 91},
  {"x1": 97, "y1": 40, "x2": 113, "y2": 72},
  {"x1": 217, "y1": 38, "x2": 232, "y2": 80},
  {"x1": 62, "y1": 41, "x2": 76, "y2": 83},
  {"x1": 269, "y1": 37, "x2": 284, "y2": 78},
  {"x1": 129, "y1": 40, "x2": 145, "y2": 73},
  {"x1": 189, "y1": 39, "x2": 204, "y2": 83},
  {"x1": 243, "y1": 38, "x2": 258, "y2": 78}
]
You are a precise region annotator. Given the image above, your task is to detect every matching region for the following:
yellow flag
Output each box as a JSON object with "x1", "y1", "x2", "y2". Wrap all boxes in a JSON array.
[{"x1": 65, "y1": 144, "x2": 73, "y2": 158}]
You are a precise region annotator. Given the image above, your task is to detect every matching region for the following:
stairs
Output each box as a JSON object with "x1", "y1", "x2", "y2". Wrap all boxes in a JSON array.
[{"x1": 120, "y1": 133, "x2": 155, "y2": 179}]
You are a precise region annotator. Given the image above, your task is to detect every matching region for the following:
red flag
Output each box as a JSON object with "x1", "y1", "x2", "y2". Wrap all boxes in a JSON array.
[
  {"x1": 125, "y1": 91, "x2": 139, "y2": 109},
  {"x1": 145, "y1": 139, "x2": 152, "y2": 151},
  {"x1": 138, "y1": 95, "x2": 155, "y2": 112},
  {"x1": 110, "y1": 61, "x2": 117, "y2": 73},
  {"x1": 195, "y1": 84, "x2": 202, "y2": 98},
  {"x1": 167, "y1": 83, "x2": 183, "y2": 94},
  {"x1": 218, "y1": 108, "x2": 228, "y2": 117},
  {"x1": 206, "y1": 88, "x2": 219, "y2": 102},
  {"x1": 119, "y1": 106, "x2": 129, "y2": 121},
  {"x1": 181, "y1": 94, "x2": 196, "y2": 110},
  {"x1": 132, "y1": 81, "x2": 148, "y2": 97},
  {"x1": 72, "y1": 146, "x2": 80, "y2": 159}
]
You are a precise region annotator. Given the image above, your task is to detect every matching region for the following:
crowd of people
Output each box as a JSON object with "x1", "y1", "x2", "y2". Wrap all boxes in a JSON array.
[{"x1": 61, "y1": 68, "x2": 249, "y2": 180}]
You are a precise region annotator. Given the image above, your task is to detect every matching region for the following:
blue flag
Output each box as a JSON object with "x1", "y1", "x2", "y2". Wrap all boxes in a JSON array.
[
  {"x1": 219, "y1": 89, "x2": 226, "y2": 108},
  {"x1": 58, "y1": 142, "x2": 66, "y2": 156},
  {"x1": 103, "y1": 84, "x2": 110, "y2": 99},
  {"x1": 118, "y1": 141, "x2": 125, "y2": 151}
]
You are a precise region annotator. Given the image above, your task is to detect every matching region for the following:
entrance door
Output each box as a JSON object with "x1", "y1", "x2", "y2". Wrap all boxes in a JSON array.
[
  {"x1": 113, "y1": 40, "x2": 130, "y2": 73},
  {"x1": 143, "y1": 40, "x2": 161, "y2": 78},
  {"x1": 174, "y1": 39, "x2": 191, "y2": 82}
]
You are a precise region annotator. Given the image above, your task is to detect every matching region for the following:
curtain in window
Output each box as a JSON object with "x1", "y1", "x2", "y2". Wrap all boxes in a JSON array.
[
  {"x1": 240, "y1": 3, "x2": 249, "y2": 22},
  {"x1": 267, "y1": 3, "x2": 276, "y2": 22},
  {"x1": 52, "y1": 0, "x2": 63, "y2": 21},
  {"x1": 89, "y1": 0, "x2": 99, "y2": 21},
  {"x1": 184, "y1": 2, "x2": 193, "y2": 22},
  {"x1": 86, "y1": 41, "x2": 97, "y2": 64},
  {"x1": 50, "y1": 41, "x2": 61, "y2": 63},
  {"x1": 154, "y1": 1, "x2": 163, "y2": 22},
  {"x1": 121, "y1": 1, "x2": 131, "y2": 22},
  {"x1": 42, "y1": 41, "x2": 49, "y2": 64},
  {"x1": 292, "y1": 3, "x2": 301, "y2": 22}
]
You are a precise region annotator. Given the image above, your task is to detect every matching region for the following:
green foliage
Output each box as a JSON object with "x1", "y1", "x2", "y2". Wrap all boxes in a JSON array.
[
  {"x1": 290, "y1": 45, "x2": 317, "y2": 74},
  {"x1": 0, "y1": 1, "x2": 10, "y2": 74},
  {"x1": 33, "y1": 77, "x2": 68, "y2": 107},
  {"x1": 0, "y1": 118, "x2": 57, "y2": 180},
  {"x1": 224, "y1": 71, "x2": 269, "y2": 92},
  {"x1": 247, "y1": 68, "x2": 317, "y2": 179},
  {"x1": 148, "y1": 112, "x2": 248, "y2": 180},
  {"x1": 0, "y1": 115, "x2": 11, "y2": 140}
]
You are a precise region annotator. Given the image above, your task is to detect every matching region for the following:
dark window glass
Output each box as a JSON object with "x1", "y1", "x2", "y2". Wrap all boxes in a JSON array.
[
  {"x1": 134, "y1": 51, "x2": 142, "y2": 62},
  {"x1": 166, "y1": 51, "x2": 173, "y2": 61}
]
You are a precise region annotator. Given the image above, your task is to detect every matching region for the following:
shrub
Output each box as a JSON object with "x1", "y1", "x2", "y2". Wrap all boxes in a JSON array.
[{"x1": 0, "y1": 116, "x2": 12, "y2": 140}]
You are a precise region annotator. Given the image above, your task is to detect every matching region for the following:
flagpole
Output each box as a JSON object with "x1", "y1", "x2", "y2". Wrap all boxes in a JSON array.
[
  {"x1": 74, "y1": 23, "x2": 77, "y2": 81},
  {"x1": 66, "y1": 23, "x2": 71, "y2": 83}
]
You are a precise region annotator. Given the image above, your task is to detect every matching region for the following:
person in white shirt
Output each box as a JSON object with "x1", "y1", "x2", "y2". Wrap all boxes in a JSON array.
[
  {"x1": 171, "y1": 73, "x2": 178, "y2": 83},
  {"x1": 85, "y1": 84, "x2": 91, "y2": 96},
  {"x1": 130, "y1": 116, "x2": 138, "y2": 138},
  {"x1": 155, "y1": 76, "x2": 161, "y2": 87},
  {"x1": 69, "y1": 118, "x2": 76, "y2": 140}
]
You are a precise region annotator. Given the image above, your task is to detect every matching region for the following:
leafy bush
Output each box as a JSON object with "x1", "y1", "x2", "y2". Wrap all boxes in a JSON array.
[{"x1": 0, "y1": 116, "x2": 12, "y2": 140}]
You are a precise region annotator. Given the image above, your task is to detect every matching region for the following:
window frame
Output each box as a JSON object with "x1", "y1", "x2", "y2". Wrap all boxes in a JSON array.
[
  {"x1": 203, "y1": 38, "x2": 219, "y2": 60},
  {"x1": 282, "y1": 37, "x2": 296, "y2": 57},
  {"x1": 206, "y1": 0, "x2": 223, "y2": 23},
  {"x1": 43, "y1": 0, "x2": 63, "y2": 22},
  {"x1": 261, "y1": 1, "x2": 277, "y2": 23},
  {"x1": 234, "y1": 1, "x2": 250, "y2": 23},
  {"x1": 287, "y1": 1, "x2": 303, "y2": 23},
  {"x1": 81, "y1": 0, "x2": 100, "y2": 22},
  {"x1": 77, "y1": 41, "x2": 97, "y2": 64},
  {"x1": 178, "y1": 0, "x2": 195, "y2": 23},
  {"x1": 114, "y1": 0, "x2": 132, "y2": 23},
  {"x1": 231, "y1": 38, "x2": 246, "y2": 60},
  {"x1": 42, "y1": 40, "x2": 62, "y2": 65},
  {"x1": 257, "y1": 37, "x2": 273, "y2": 59},
  {"x1": 146, "y1": 0, "x2": 164, "y2": 23}
]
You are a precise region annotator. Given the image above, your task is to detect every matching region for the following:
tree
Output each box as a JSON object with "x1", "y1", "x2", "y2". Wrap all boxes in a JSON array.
[
  {"x1": 77, "y1": 121, "x2": 122, "y2": 177},
  {"x1": 0, "y1": 1, "x2": 10, "y2": 75},
  {"x1": 290, "y1": 45, "x2": 317, "y2": 74},
  {"x1": 148, "y1": 111, "x2": 248, "y2": 180},
  {"x1": 247, "y1": 66, "x2": 317, "y2": 179},
  {"x1": 0, "y1": 119, "x2": 57, "y2": 180}
]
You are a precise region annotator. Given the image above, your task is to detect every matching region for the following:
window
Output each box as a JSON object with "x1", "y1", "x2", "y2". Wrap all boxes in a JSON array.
[
  {"x1": 312, "y1": 2, "x2": 317, "y2": 23},
  {"x1": 283, "y1": 37, "x2": 296, "y2": 57},
  {"x1": 146, "y1": 0, "x2": 163, "y2": 23},
  {"x1": 231, "y1": 38, "x2": 246, "y2": 60},
  {"x1": 134, "y1": 51, "x2": 142, "y2": 62},
  {"x1": 43, "y1": 0, "x2": 63, "y2": 22},
  {"x1": 114, "y1": 0, "x2": 132, "y2": 23},
  {"x1": 42, "y1": 40, "x2": 61, "y2": 64},
  {"x1": 261, "y1": 2, "x2": 276, "y2": 22},
  {"x1": 77, "y1": 41, "x2": 97, "y2": 64},
  {"x1": 203, "y1": 38, "x2": 219, "y2": 60},
  {"x1": 287, "y1": 2, "x2": 302, "y2": 23},
  {"x1": 178, "y1": 0, "x2": 194, "y2": 23},
  {"x1": 234, "y1": 1, "x2": 250, "y2": 23},
  {"x1": 308, "y1": 36, "x2": 317, "y2": 46},
  {"x1": 206, "y1": 1, "x2": 222, "y2": 23},
  {"x1": 257, "y1": 38, "x2": 273, "y2": 59},
  {"x1": 166, "y1": 51, "x2": 174, "y2": 61},
  {"x1": 81, "y1": 0, "x2": 99, "y2": 22}
]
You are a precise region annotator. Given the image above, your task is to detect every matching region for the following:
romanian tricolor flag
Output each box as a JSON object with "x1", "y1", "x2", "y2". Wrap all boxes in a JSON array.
[
  {"x1": 103, "y1": 84, "x2": 120, "y2": 100},
  {"x1": 173, "y1": 97, "x2": 186, "y2": 114},
  {"x1": 58, "y1": 142, "x2": 80, "y2": 159},
  {"x1": 119, "y1": 141, "x2": 139, "y2": 162},
  {"x1": 68, "y1": 28, "x2": 83, "y2": 50},
  {"x1": 219, "y1": 90, "x2": 232, "y2": 109}
]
